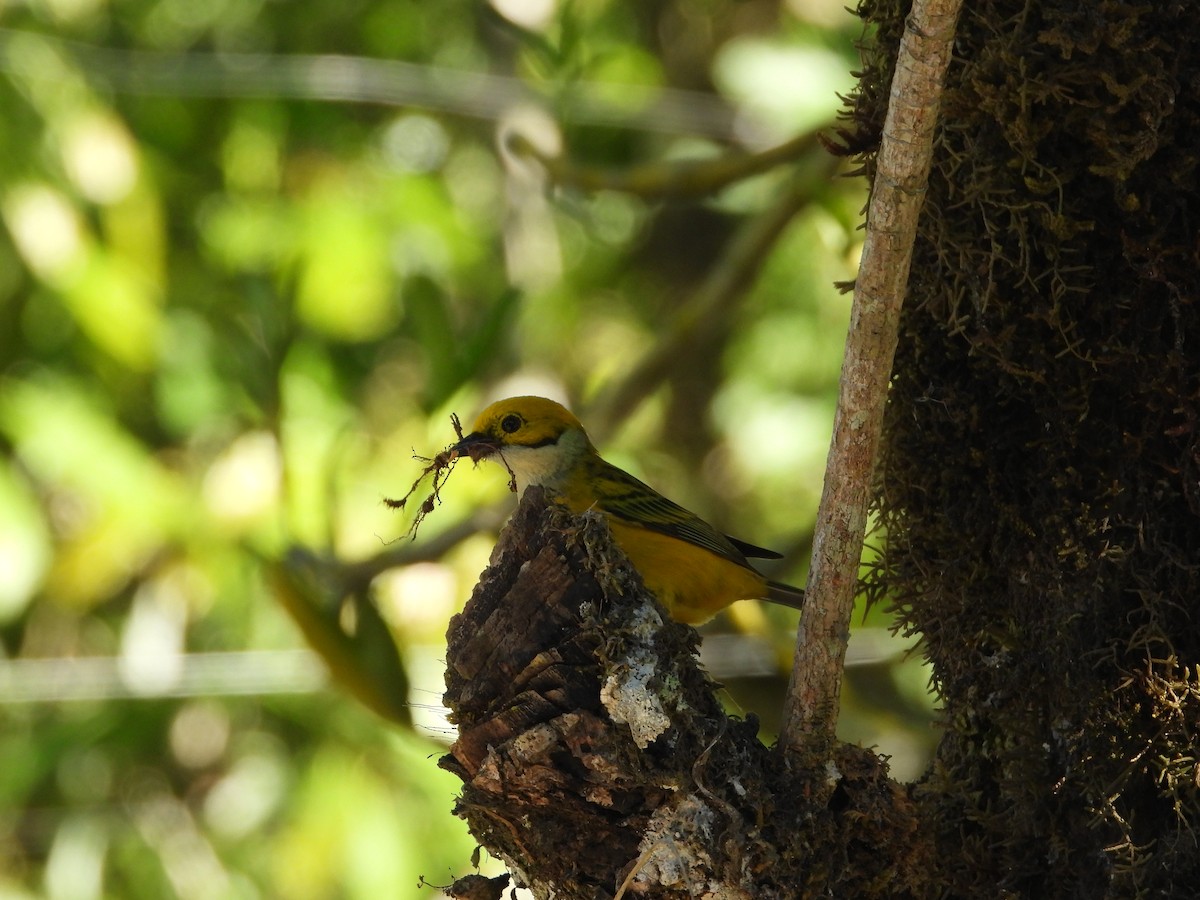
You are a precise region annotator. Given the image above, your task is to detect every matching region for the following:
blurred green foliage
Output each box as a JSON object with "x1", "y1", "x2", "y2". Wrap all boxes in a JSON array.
[{"x1": 0, "y1": 0, "x2": 934, "y2": 896}]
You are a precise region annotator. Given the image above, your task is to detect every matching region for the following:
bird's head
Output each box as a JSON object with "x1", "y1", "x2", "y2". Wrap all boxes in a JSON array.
[{"x1": 451, "y1": 396, "x2": 595, "y2": 493}]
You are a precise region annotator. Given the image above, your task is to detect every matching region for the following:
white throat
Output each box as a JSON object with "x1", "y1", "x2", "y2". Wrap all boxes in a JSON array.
[{"x1": 499, "y1": 427, "x2": 590, "y2": 494}]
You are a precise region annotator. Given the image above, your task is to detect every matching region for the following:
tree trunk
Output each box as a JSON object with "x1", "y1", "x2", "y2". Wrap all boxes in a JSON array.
[{"x1": 862, "y1": 0, "x2": 1200, "y2": 896}]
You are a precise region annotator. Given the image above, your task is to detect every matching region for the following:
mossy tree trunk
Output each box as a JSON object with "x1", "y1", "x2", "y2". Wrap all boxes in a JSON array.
[
  {"x1": 863, "y1": 0, "x2": 1200, "y2": 895},
  {"x1": 440, "y1": 1, "x2": 1200, "y2": 897}
]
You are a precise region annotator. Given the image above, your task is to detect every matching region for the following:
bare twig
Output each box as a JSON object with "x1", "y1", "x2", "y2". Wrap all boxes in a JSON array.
[
  {"x1": 504, "y1": 130, "x2": 821, "y2": 201},
  {"x1": 779, "y1": 0, "x2": 963, "y2": 756},
  {"x1": 343, "y1": 505, "x2": 509, "y2": 594},
  {"x1": 588, "y1": 154, "x2": 837, "y2": 442}
]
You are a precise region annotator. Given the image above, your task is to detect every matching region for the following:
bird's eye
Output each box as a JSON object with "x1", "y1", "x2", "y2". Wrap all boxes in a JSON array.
[{"x1": 500, "y1": 414, "x2": 522, "y2": 434}]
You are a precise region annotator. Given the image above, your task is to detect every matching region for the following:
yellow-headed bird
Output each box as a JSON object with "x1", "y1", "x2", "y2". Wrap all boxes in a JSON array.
[{"x1": 451, "y1": 396, "x2": 804, "y2": 624}]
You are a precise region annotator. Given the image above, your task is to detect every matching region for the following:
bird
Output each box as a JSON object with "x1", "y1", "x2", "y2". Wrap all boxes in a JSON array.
[{"x1": 450, "y1": 395, "x2": 804, "y2": 624}]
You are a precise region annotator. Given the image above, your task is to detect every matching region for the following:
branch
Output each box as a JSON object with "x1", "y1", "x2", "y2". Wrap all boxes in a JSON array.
[
  {"x1": 779, "y1": 0, "x2": 963, "y2": 756},
  {"x1": 588, "y1": 155, "x2": 836, "y2": 442},
  {"x1": 342, "y1": 505, "x2": 509, "y2": 593},
  {"x1": 503, "y1": 130, "x2": 821, "y2": 201},
  {"x1": 0, "y1": 28, "x2": 738, "y2": 139}
]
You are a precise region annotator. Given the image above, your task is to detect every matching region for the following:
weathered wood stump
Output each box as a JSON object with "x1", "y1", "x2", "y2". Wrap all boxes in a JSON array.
[{"x1": 440, "y1": 487, "x2": 924, "y2": 899}]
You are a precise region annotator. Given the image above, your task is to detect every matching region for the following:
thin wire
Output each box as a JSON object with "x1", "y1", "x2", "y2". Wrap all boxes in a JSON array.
[{"x1": 0, "y1": 649, "x2": 326, "y2": 703}]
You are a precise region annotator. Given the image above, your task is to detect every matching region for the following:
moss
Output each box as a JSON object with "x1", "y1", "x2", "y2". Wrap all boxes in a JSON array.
[{"x1": 852, "y1": 0, "x2": 1200, "y2": 895}]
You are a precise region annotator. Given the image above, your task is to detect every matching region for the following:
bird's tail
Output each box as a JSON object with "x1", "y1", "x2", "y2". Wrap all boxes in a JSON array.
[{"x1": 764, "y1": 579, "x2": 805, "y2": 611}]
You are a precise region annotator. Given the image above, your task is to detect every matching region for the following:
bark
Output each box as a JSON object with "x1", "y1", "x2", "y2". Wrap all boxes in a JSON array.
[
  {"x1": 781, "y1": 0, "x2": 962, "y2": 757},
  {"x1": 857, "y1": 0, "x2": 1200, "y2": 895},
  {"x1": 440, "y1": 488, "x2": 928, "y2": 899}
]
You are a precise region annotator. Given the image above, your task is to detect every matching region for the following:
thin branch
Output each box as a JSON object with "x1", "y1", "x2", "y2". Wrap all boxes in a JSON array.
[
  {"x1": 588, "y1": 153, "x2": 838, "y2": 443},
  {"x1": 504, "y1": 130, "x2": 821, "y2": 201},
  {"x1": 779, "y1": 0, "x2": 963, "y2": 756},
  {"x1": 0, "y1": 28, "x2": 739, "y2": 139},
  {"x1": 343, "y1": 505, "x2": 509, "y2": 593}
]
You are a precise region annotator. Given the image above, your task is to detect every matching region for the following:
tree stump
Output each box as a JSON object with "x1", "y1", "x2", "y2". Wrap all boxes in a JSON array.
[{"x1": 440, "y1": 488, "x2": 926, "y2": 899}]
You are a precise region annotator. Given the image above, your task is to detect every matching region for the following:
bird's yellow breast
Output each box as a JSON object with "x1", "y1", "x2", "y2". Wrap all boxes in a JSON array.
[
  {"x1": 606, "y1": 519, "x2": 767, "y2": 624},
  {"x1": 533, "y1": 453, "x2": 768, "y2": 623}
]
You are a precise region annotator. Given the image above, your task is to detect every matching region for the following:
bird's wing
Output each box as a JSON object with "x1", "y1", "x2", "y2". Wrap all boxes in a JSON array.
[
  {"x1": 726, "y1": 536, "x2": 783, "y2": 560},
  {"x1": 588, "y1": 459, "x2": 757, "y2": 569}
]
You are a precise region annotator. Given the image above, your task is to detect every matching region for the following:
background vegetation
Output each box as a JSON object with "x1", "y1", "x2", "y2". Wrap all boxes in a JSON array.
[{"x1": 0, "y1": 1, "x2": 934, "y2": 896}]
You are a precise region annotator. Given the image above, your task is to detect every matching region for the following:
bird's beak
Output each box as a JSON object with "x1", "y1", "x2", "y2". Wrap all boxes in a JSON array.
[{"x1": 449, "y1": 432, "x2": 500, "y2": 463}]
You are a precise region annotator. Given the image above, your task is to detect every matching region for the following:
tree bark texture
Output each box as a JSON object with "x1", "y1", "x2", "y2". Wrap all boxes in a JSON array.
[
  {"x1": 855, "y1": 0, "x2": 1200, "y2": 896},
  {"x1": 782, "y1": 0, "x2": 962, "y2": 756},
  {"x1": 440, "y1": 489, "x2": 927, "y2": 899}
]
